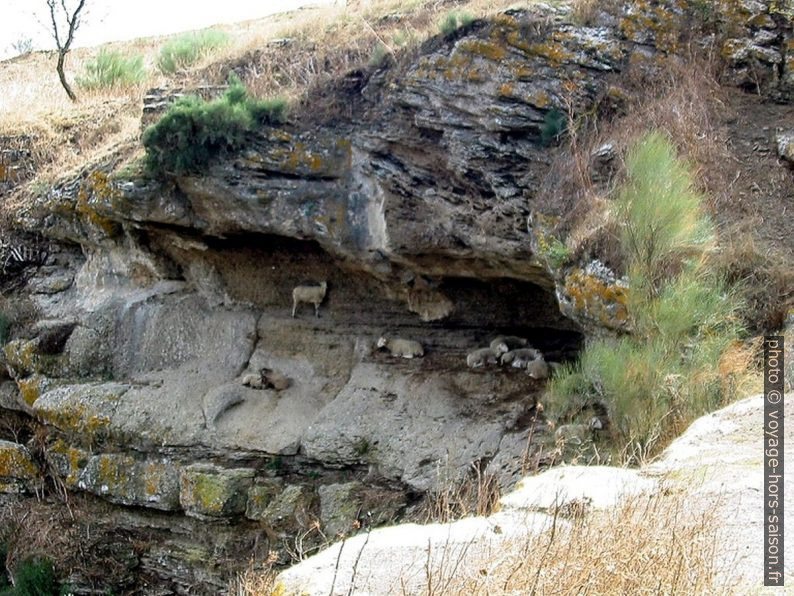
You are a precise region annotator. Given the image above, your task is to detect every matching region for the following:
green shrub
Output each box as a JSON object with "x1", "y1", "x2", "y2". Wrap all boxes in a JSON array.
[
  {"x1": 157, "y1": 29, "x2": 229, "y2": 74},
  {"x1": 540, "y1": 109, "x2": 567, "y2": 146},
  {"x1": 76, "y1": 49, "x2": 146, "y2": 89},
  {"x1": 0, "y1": 312, "x2": 9, "y2": 346},
  {"x1": 615, "y1": 133, "x2": 714, "y2": 304},
  {"x1": 3, "y1": 557, "x2": 57, "y2": 596},
  {"x1": 142, "y1": 75, "x2": 287, "y2": 176},
  {"x1": 438, "y1": 11, "x2": 475, "y2": 36},
  {"x1": 546, "y1": 132, "x2": 745, "y2": 461},
  {"x1": 369, "y1": 42, "x2": 389, "y2": 68},
  {"x1": 392, "y1": 30, "x2": 414, "y2": 47},
  {"x1": 544, "y1": 236, "x2": 570, "y2": 269}
]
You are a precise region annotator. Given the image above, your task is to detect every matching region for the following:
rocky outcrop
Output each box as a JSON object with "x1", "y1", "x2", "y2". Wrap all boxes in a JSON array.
[
  {"x1": 0, "y1": 440, "x2": 39, "y2": 493},
  {"x1": 277, "y1": 394, "x2": 793, "y2": 593}
]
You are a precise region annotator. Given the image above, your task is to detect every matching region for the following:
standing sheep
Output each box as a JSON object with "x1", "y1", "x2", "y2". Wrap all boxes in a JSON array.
[
  {"x1": 376, "y1": 336, "x2": 425, "y2": 359},
  {"x1": 490, "y1": 335, "x2": 529, "y2": 355},
  {"x1": 466, "y1": 347, "x2": 498, "y2": 368},
  {"x1": 292, "y1": 281, "x2": 328, "y2": 318}
]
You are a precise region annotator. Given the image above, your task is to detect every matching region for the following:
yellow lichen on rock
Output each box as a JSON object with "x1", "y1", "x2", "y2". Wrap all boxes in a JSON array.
[
  {"x1": 76, "y1": 171, "x2": 123, "y2": 237},
  {"x1": 459, "y1": 39, "x2": 507, "y2": 61},
  {"x1": 33, "y1": 383, "x2": 128, "y2": 447},
  {"x1": 563, "y1": 267, "x2": 629, "y2": 329},
  {"x1": 47, "y1": 439, "x2": 90, "y2": 488},
  {"x1": 0, "y1": 440, "x2": 40, "y2": 492},
  {"x1": 16, "y1": 374, "x2": 58, "y2": 406}
]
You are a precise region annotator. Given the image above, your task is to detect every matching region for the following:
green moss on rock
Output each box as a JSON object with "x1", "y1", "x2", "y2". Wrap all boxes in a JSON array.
[
  {"x1": 179, "y1": 463, "x2": 255, "y2": 518},
  {"x1": 245, "y1": 478, "x2": 285, "y2": 521}
]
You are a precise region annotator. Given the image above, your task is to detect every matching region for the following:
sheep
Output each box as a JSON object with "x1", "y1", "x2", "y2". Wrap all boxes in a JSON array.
[
  {"x1": 466, "y1": 347, "x2": 498, "y2": 368},
  {"x1": 242, "y1": 368, "x2": 291, "y2": 391},
  {"x1": 589, "y1": 416, "x2": 604, "y2": 431},
  {"x1": 554, "y1": 423, "x2": 590, "y2": 445},
  {"x1": 241, "y1": 373, "x2": 265, "y2": 389},
  {"x1": 490, "y1": 335, "x2": 529, "y2": 355},
  {"x1": 554, "y1": 417, "x2": 603, "y2": 445},
  {"x1": 500, "y1": 347, "x2": 543, "y2": 368},
  {"x1": 526, "y1": 358, "x2": 550, "y2": 380},
  {"x1": 263, "y1": 368, "x2": 291, "y2": 391},
  {"x1": 376, "y1": 336, "x2": 424, "y2": 359},
  {"x1": 292, "y1": 281, "x2": 328, "y2": 318}
]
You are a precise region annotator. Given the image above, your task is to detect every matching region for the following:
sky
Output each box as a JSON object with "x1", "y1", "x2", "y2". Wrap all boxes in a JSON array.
[{"x1": 0, "y1": 0, "x2": 332, "y2": 60}]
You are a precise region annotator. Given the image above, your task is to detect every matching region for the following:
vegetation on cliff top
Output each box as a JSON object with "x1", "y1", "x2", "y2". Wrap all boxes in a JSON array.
[
  {"x1": 547, "y1": 132, "x2": 749, "y2": 463},
  {"x1": 76, "y1": 49, "x2": 146, "y2": 90},
  {"x1": 0, "y1": 0, "x2": 523, "y2": 194},
  {"x1": 142, "y1": 75, "x2": 286, "y2": 176},
  {"x1": 156, "y1": 29, "x2": 230, "y2": 74}
]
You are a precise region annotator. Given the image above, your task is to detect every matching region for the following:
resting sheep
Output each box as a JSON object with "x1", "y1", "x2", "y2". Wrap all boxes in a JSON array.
[
  {"x1": 526, "y1": 358, "x2": 550, "y2": 380},
  {"x1": 500, "y1": 347, "x2": 543, "y2": 368},
  {"x1": 377, "y1": 336, "x2": 424, "y2": 359},
  {"x1": 490, "y1": 335, "x2": 529, "y2": 355},
  {"x1": 292, "y1": 281, "x2": 328, "y2": 318},
  {"x1": 466, "y1": 347, "x2": 498, "y2": 368},
  {"x1": 242, "y1": 368, "x2": 291, "y2": 391}
]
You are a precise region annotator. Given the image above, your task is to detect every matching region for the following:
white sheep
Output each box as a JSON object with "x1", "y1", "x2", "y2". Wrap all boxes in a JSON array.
[
  {"x1": 292, "y1": 281, "x2": 328, "y2": 318},
  {"x1": 526, "y1": 358, "x2": 550, "y2": 380},
  {"x1": 500, "y1": 347, "x2": 543, "y2": 367},
  {"x1": 241, "y1": 373, "x2": 264, "y2": 389},
  {"x1": 554, "y1": 423, "x2": 590, "y2": 445},
  {"x1": 490, "y1": 335, "x2": 529, "y2": 355},
  {"x1": 466, "y1": 347, "x2": 498, "y2": 368},
  {"x1": 376, "y1": 336, "x2": 425, "y2": 358},
  {"x1": 242, "y1": 368, "x2": 291, "y2": 391}
]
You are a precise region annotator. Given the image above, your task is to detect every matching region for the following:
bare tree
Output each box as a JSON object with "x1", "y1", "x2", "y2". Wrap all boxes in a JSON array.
[{"x1": 45, "y1": 0, "x2": 87, "y2": 101}]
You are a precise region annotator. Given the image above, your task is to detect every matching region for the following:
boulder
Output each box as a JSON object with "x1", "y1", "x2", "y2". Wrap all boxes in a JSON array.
[
  {"x1": 259, "y1": 484, "x2": 317, "y2": 530},
  {"x1": 499, "y1": 466, "x2": 656, "y2": 512},
  {"x1": 80, "y1": 453, "x2": 181, "y2": 510},
  {"x1": 0, "y1": 440, "x2": 39, "y2": 493},
  {"x1": 319, "y1": 482, "x2": 406, "y2": 537},
  {"x1": 554, "y1": 423, "x2": 591, "y2": 446},
  {"x1": 179, "y1": 464, "x2": 255, "y2": 519},
  {"x1": 276, "y1": 510, "x2": 559, "y2": 595},
  {"x1": 245, "y1": 478, "x2": 285, "y2": 521},
  {"x1": 776, "y1": 131, "x2": 794, "y2": 165}
]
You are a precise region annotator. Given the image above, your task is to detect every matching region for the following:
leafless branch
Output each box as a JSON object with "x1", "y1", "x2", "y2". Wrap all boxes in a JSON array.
[{"x1": 45, "y1": 0, "x2": 87, "y2": 101}]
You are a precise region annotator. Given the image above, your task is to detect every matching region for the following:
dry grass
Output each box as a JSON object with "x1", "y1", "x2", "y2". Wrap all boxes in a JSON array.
[
  {"x1": 554, "y1": 54, "x2": 731, "y2": 256},
  {"x1": 233, "y1": 489, "x2": 727, "y2": 596},
  {"x1": 0, "y1": 0, "x2": 534, "y2": 203},
  {"x1": 422, "y1": 462, "x2": 502, "y2": 524},
  {"x1": 570, "y1": 0, "x2": 599, "y2": 25},
  {"x1": 229, "y1": 556, "x2": 279, "y2": 596},
  {"x1": 442, "y1": 491, "x2": 725, "y2": 595},
  {"x1": 715, "y1": 224, "x2": 794, "y2": 333}
]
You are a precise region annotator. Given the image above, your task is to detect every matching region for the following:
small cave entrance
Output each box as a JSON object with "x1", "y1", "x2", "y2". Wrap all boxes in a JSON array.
[
  {"x1": 430, "y1": 276, "x2": 584, "y2": 363},
  {"x1": 190, "y1": 233, "x2": 583, "y2": 361}
]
